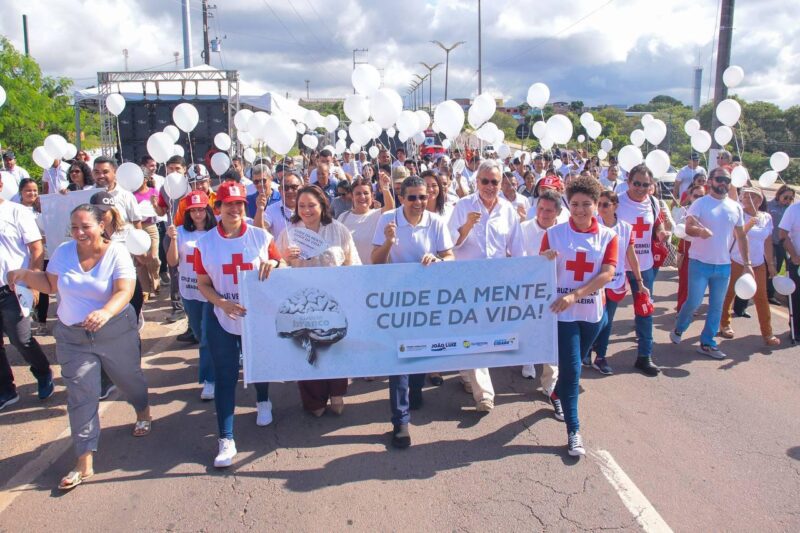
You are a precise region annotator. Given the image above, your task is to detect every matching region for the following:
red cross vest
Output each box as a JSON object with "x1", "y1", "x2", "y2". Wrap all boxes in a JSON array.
[
  {"x1": 542, "y1": 218, "x2": 618, "y2": 323},
  {"x1": 616, "y1": 191, "x2": 654, "y2": 271},
  {"x1": 177, "y1": 227, "x2": 208, "y2": 303},
  {"x1": 604, "y1": 218, "x2": 633, "y2": 292},
  {"x1": 194, "y1": 223, "x2": 277, "y2": 335}
]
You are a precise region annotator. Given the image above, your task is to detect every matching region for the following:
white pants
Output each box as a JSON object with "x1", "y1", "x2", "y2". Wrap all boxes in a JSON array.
[{"x1": 460, "y1": 368, "x2": 494, "y2": 402}]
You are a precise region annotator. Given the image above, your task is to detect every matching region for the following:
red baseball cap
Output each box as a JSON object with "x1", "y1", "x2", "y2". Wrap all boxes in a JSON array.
[
  {"x1": 184, "y1": 190, "x2": 209, "y2": 209},
  {"x1": 216, "y1": 182, "x2": 247, "y2": 204},
  {"x1": 539, "y1": 175, "x2": 563, "y2": 190},
  {"x1": 634, "y1": 292, "x2": 654, "y2": 317}
]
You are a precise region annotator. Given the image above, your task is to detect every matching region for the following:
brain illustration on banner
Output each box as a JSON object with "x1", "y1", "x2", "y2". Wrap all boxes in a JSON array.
[{"x1": 276, "y1": 288, "x2": 348, "y2": 365}]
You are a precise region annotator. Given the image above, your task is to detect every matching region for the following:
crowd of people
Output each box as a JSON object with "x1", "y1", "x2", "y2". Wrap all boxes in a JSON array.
[{"x1": 0, "y1": 140, "x2": 798, "y2": 489}]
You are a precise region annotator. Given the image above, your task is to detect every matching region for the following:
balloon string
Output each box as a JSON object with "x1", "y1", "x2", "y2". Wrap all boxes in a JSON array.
[
  {"x1": 187, "y1": 132, "x2": 195, "y2": 166},
  {"x1": 115, "y1": 116, "x2": 124, "y2": 163}
]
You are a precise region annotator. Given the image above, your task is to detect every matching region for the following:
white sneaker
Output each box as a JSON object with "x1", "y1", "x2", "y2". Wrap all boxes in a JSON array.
[
  {"x1": 521, "y1": 364, "x2": 536, "y2": 379},
  {"x1": 214, "y1": 438, "x2": 237, "y2": 468},
  {"x1": 256, "y1": 400, "x2": 273, "y2": 426},
  {"x1": 200, "y1": 381, "x2": 215, "y2": 401}
]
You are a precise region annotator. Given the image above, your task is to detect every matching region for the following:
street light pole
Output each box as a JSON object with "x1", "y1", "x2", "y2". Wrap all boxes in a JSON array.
[
  {"x1": 478, "y1": 0, "x2": 482, "y2": 94},
  {"x1": 414, "y1": 74, "x2": 428, "y2": 111},
  {"x1": 431, "y1": 40, "x2": 465, "y2": 101},
  {"x1": 419, "y1": 62, "x2": 442, "y2": 111}
]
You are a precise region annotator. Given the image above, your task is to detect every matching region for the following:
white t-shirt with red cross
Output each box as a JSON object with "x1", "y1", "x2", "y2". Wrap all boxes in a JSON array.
[
  {"x1": 616, "y1": 191, "x2": 655, "y2": 271},
  {"x1": 194, "y1": 223, "x2": 281, "y2": 335},
  {"x1": 603, "y1": 218, "x2": 633, "y2": 291},
  {"x1": 541, "y1": 217, "x2": 618, "y2": 323},
  {"x1": 176, "y1": 226, "x2": 208, "y2": 302}
]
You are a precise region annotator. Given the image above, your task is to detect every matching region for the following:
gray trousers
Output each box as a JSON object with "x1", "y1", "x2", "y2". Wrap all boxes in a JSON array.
[{"x1": 54, "y1": 305, "x2": 149, "y2": 457}]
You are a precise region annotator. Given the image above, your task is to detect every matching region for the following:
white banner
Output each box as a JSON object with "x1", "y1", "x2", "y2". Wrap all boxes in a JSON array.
[
  {"x1": 39, "y1": 189, "x2": 98, "y2": 257},
  {"x1": 240, "y1": 256, "x2": 558, "y2": 383}
]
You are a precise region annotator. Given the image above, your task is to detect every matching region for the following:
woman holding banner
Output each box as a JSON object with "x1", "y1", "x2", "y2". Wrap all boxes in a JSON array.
[
  {"x1": 277, "y1": 185, "x2": 361, "y2": 417},
  {"x1": 540, "y1": 176, "x2": 618, "y2": 457},
  {"x1": 337, "y1": 175, "x2": 394, "y2": 265},
  {"x1": 194, "y1": 181, "x2": 284, "y2": 468},
  {"x1": 372, "y1": 175, "x2": 455, "y2": 448}
]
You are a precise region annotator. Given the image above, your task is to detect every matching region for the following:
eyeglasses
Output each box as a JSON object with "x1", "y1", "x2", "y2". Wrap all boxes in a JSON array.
[
  {"x1": 69, "y1": 169, "x2": 82, "y2": 173},
  {"x1": 712, "y1": 176, "x2": 731, "y2": 184},
  {"x1": 253, "y1": 179, "x2": 268, "y2": 185},
  {"x1": 405, "y1": 194, "x2": 428, "y2": 202},
  {"x1": 283, "y1": 185, "x2": 300, "y2": 191},
  {"x1": 598, "y1": 201, "x2": 615, "y2": 208},
  {"x1": 631, "y1": 181, "x2": 650, "y2": 188},
  {"x1": 480, "y1": 178, "x2": 499, "y2": 186}
]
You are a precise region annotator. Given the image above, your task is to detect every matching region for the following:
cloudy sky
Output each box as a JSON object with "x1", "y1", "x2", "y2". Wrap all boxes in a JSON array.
[{"x1": 1, "y1": 0, "x2": 797, "y2": 108}]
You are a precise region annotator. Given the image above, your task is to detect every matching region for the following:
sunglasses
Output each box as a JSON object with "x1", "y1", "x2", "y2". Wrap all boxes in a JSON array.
[
  {"x1": 631, "y1": 181, "x2": 650, "y2": 188},
  {"x1": 712, "y1": 176, "x2": 731, "y2": 184},
  {"x1": 252, "y1": 179, "x2": 268, "y2": 185},
  {"x1": 283, "y1": 185, "x2": 300, "y2": 191},
  {"x1": 480, "y1": 178, "x2": 500, "y2": 186},
  {"x1": 405, "y1": 194, "x2": 428, "y2": 202},
  {"x1": 598, "y1": 201, "x2": 615, "y2": 208}
]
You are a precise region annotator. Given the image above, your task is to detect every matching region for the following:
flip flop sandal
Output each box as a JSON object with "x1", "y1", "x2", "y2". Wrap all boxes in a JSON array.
[
  {"x1": 132, "y1": 419, "x2": 152, "y2": 437},
  {"x1": 58, "y1": 470, "x2": 93, "y2": 491}
]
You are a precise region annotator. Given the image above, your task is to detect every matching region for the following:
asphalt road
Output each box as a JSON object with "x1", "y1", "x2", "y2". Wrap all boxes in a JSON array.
[{"x1": 1, "y1": 268, "x2": 798, "y2": 532}]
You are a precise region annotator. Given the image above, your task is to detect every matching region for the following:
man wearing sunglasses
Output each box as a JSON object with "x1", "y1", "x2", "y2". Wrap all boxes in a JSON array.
[
  {"x1": 448, "y1": 159, "x2": 524, "y2": 412},
  {"x1": 671, "y1": 168, "x2": 753, "y2": 358}
]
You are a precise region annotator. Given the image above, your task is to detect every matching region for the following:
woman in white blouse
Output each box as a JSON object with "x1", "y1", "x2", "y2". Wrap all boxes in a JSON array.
[
  {"x1": 337, "y1": 175, "x2": 394, "y2": 265},
  {"x1": 277, "y1": 185, "x2": 361, "y2": 417}
]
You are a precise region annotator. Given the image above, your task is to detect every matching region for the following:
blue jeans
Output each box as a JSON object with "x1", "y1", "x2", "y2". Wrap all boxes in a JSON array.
[
  {"x1": 203, "y1": 305, "x2": 269, "y2": 439},
  {"x1": 183, "y1": 298, "x2": 214, "y2": 384},
  {"x1": 626, "y1": 267, "x2": 656, "y2": 358},
  {"x1": 556, "y1": 320, "x2": 604, "y2": 434},
  {"x1": 675, "y1": 259, "x2": 731, "y2": 347},
  {"x1": 593, "y1": 297, "x2": 619, "y2": 359},
  {"x1": 388, "y1": 374, "x2": 426, "y2": 426}
]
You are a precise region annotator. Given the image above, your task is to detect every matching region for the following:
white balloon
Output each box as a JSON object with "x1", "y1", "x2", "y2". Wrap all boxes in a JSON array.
[
  {"x1": 723, "y1": 66, "x2": 745, "y2": 89},
  {"x1": 714, "y1": 125, "x2": 733, "y2": 146},
  {"x1": 630, "y1": 129, "x2": 646, "y2": 147},
  {"x1": 645, "y1": 149, "x2": 671, "y2": 177},
  {"x1": 433, "y1": 100, "x2": 465, "y2": 139},
  {"x1": 233, "y1": 109, "x2": 254, "y2": 132},
  {"x1": 579, "y1": 112, "x2": 594, "y2": 128},
  {"x1": 716, "y1": 99, "x2": 742, "y2": 127},
  {"x1": 546, "y1": 114, "x2": 573, "y2": 145},
  {"x1": 173, "y1": 145, "x2": 184, "y2": 157},
  {"x1": 349, "y1": 142, "x2": 361, "y2": 153},
  {"x1": 368, "y1": 146, "x2": 379, "y2": 159},
  {"x1": 369, "y1": 88, "x2": 403, "y2": 129},
  {"x1": 452, "y1": 159, "x2": 466, "y2": 175},
  {"x1": 772, "y1": 275, "x2": 796, "y2": 296},
  {"x1": 147, "y1": 132, "x2": 174, "y2": 163},
  {"x1": 539, "y1": 134, "x2": 554, "y2": 151},
  {"x1": 468, "y1": 93, "x2": 496, "y2": 129},
  {"x1": 387, "y1": 127, "x2": 396, "y2": 137},
  {"x1": 116, "y1": 162, "x2": 144, "y2": 192},
  {"x1": 173, "y1": 102, "x2": 200, "y2": 132},
  {"x1": 164, "y1": 171, "x2": 189, "y2": 200},
  {"x1": 494, "y1": 129, "x2": 505, "y2": 146},
  {"x1": 335, "y1": 139, "x2": 347, "y2": 155},
  {"x1": 577, "y1": 134, "x2": 585, "y2": 143},
  {"x1": 62, "y1": 143, "x2": 77, "y2": 160},
  {"x1": 442, "y1": 139, "x2": 452, "y2": 150},
  {"x1": 44, "y1": 135, "x2": 68, "y2": 161},
  {"x1": 303, "y1": 109, "x2": 323, "y2": 130},
  {"x1": 349, "y1": 122, "x2": 372, "y2": 147},
  {"x1": 323, "y1": 115, "x2": 340, "y2": 132},
  {"x1": 214, "y1": 132, "x2": 232, "y2": 151},
  {"x1": 264, "y1": 115, "x2": 297, "y2": 154},
  {"x1": 734, "y1": 273, "x2": 757, "y2": 299},
  {"x1": 526, "y1": 83, "x2": 550, "y2": 108},
  {"x1": 413, "y1": 131, "x2": 426, "y2": 144},
  {"x1": 673, "y1": 223, "x2": 687, "y2": 239},
  {"x1": 758, "y1": 170, "x2": 778, "y2": 188},
  {"x1": 396, "y1": 110, "x2": 420, "y2": 136},
  {"x1": 163, "y1": 125, "x2": 180, "y2": 143},
  {"x1": 644, "y1": 119, "x2": 667, "y2": 146},
  {"x1": 105, "y1": 93, "x2": 126, "y2": 116},
  {"x1": 352, "y1": 64, "x2": 381, "y2": 95},
  {"x1": 295, "y1": 122, "x2": 307, "y2": 135},
  {"x1": 243, "y1": 147, "x2": 257, "y2": 163},
  {"x1": 532, "y1": 121, "x2": 547, "y2": 139},
  {"x1": 302, "y1": 134, "x2": 318, "y2": 150},
  {"x1": 600, "y1": 138, "x2": 613, "y2": 152},
  {"x1": 586, "y1": 121, "x2": 602, "y2": 140},
  {"x1": 770, "y1": 152, "x2": 790, "y2": 172},
  {"x1": 248, "y1": 111, "x2": 270, "y2": 141},
  {"x1": 684, "y1": 119, "x2": 701, "y2": 137},
  {"x1": 126, "y1": 229, "x2": 151, "y2": 256},
  {"x1": 337, "y1": 130, "x2": 348, "y2": 140},
  {"x1": 618, "y1": 145, "x2": 644, "y2": 172},
  {"x1": 210, "y1": 152, "x2": 231, "y2": 175},
  {"x1": 477, "y1": 122, "x2": 499, "y2": 143},
  {"x1": 641, "y1": 113, "x2": 654, "y2": 127},
  {"x1": 497, "y1": 144, "x2": 511, "y2": 159},
  {"x1": 691, "y1": 130, "x2": 712, "y2": 153},
  {"x1": 731, "y1": 166, "x2": 749, "y2": 187},
  {"x1": 0, "y1": 86, "x2": 6, "y2": 107},
  {"x1": 237, "y1": 130, "x2": 254, "y2": 147},
  {"x1": 415, "y1": 110, "x2": 431, "y2": 132},
  {"x1": 32, "y1": 146, "x2": 54, "y2": 169},
  {"x1": 597, "y1": 149, "x2": 608, "y2": 161},
  {"x1": 344, "y1": 94, "x2": 370, "y2": 123},
  {"x1": 0, "y1": 171, "x2": 19, "y2": 200}
]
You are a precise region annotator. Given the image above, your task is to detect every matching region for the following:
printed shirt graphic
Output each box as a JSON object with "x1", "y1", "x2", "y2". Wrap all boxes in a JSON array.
[
  {"x1": 541, "y1": 218, "x2": 618, "y2": 323},
  {"x1": 176, "y1": 226, "x2": 208, "y2": 302},
  {"x1": 194, "y1": 223, "x2": 280, "y2": 335},
  {"x1": 616, "y1": 191, "x2": 654, "y2": 271}
]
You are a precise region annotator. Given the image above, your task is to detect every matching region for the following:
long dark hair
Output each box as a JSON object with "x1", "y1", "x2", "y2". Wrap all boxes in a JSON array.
[
  {"x1": 67, "y1": 161, "x2": 94, "y2": 191},
  {"x1": 421, "y1": 170, "x2": 446, "y2": 215},
  {"x1": 290, "y1": 185, "x2": 333, "y2": 225},
  {"x1": 183, "y1": 205, "x2": 218, "y2": 232}
]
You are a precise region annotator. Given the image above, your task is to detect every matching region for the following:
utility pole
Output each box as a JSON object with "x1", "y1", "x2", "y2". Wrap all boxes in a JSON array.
[
  {"x1": 711, "y1": 0, "x2": 735, "y2": 147},
  {"x1": 305, "y1": 79, "x2": 310, "y2": 99},
  {"x1": 419, "y1": 62, "x2": 442, "y2": 112},
  {"x1": 201, "y1": 0, "x2": 211, "y2": 65},
  {"x1": 174, "y1": 52, "x2": 180, "y2": 68},
  {"x1": 352, "y1": 48, "x2": 369, "y2": 94},
  {"x1": 181, "y1": 0, "x2": 193, "y2": 68},
  {"x1": 22, "y1": 15, "x2": 30, "y2": 56},
  {"x1": 478, "y1": 0, "x2": 482, "y2": 94},
  {"x1": 431, "y1": 40, "x2": 465, "y2": 101},
  {"x1": 123, "y1": 49, "x2": 129, "y2": 72}
]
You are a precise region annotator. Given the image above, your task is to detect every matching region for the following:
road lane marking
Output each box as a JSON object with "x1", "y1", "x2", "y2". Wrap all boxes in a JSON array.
[{"x1": 592, "y1": 449, "x2": 674, "y2": 533}]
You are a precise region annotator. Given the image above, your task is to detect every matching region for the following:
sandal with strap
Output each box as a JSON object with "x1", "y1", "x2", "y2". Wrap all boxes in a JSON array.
[
  {"x1": 132, "y1": 419, "x2": 152, "y2": 437},
  {"x1": 58, "y1": 470, "x2": 93, "y2": 491},
  {"x1": 764, "y1": 336, "x2": 780, "y2": 346},
  {"x1": 718, "y1": 327, "x2": 735, "y2": 339}
]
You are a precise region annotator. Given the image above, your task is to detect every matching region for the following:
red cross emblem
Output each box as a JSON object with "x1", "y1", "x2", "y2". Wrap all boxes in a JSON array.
[
  {"x1": 222, "y1": 253, "x2": 253, "y2": 284},
  {"x1": 565, "y1": 251, "x2": 595, "y2": 282},
  {"x1": 185, "y1": 249, "x2": 196, "y2": 266},
  {"x1": 631, "y1": 216, "x2": 651, "y2": 239}
]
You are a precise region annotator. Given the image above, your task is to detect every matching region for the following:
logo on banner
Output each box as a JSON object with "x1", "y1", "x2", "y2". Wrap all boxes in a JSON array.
[
  {"x1": 431, "y1": 341, "x2": 457, "y2": 352},
  {"x1": 276, "y1": 288, "x2": 348, "y2": 365}
]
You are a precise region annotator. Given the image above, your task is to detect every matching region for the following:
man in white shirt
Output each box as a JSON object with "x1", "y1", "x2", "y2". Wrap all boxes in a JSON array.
[
  {"x1": 341, "y1": 150, "x2": 357, "y2": 177},
  {"x1": 309, "y1": 149, "x2": 334, "y2": 184},
  {"x1": 499, "y1": 171, "x2": 529, "y2": 220},
  {"x1": 673, "y1": 153, "x2": 706, "y2": 201},
  {"x1": 461, "y1": 154, "x2": 481, "y2": 191},
  {"x1": 600, "y1": 164, "x2": 623, "y2": 191},
  {"x1": 0, "y1": 178, "x2": 53, "y2": 410},
  {"x1": 448, "y1": 159, "x2": 523, "y2": 412},
  {"x1": 92, "y1": 156, "x2": 143, "y2": 229},
  {"x1": 671, "y1": 167, "x2": 752, "y2": 358},
  {"x1": 391, "y1": 147, "x2": 407, "y2": 169},
  {"x1": 778, "y1": 201, "x2": 800, "y2": 342},
  {"x1": 42, "y1": 158, "x2": 69, "y2": 194},
  {"x1": 2, "y1": 152, "x2": 31, "y2": 185}
]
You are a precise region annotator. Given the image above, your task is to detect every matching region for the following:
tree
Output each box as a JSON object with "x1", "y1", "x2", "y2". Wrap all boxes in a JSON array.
[{"x1": 569, "y1": 101, "x2": 584, "y2": 113}]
